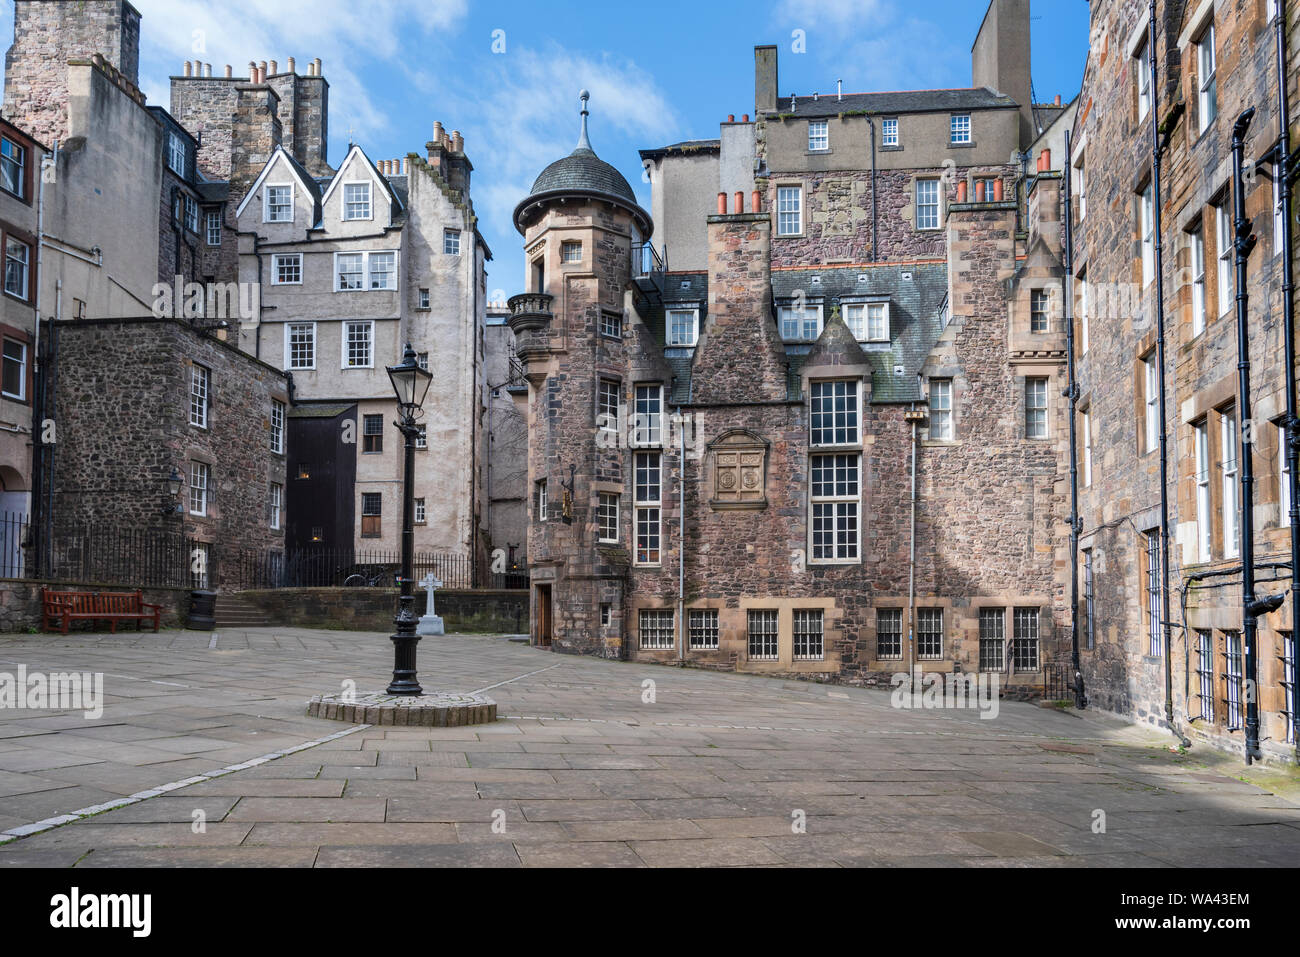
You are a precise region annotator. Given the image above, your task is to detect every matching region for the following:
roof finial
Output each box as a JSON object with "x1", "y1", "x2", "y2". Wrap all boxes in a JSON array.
[{"x1": 576, "y1": 89, "x2": 592, "y2": 152}]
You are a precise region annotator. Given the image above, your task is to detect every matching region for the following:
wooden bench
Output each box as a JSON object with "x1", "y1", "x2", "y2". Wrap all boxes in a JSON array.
[{"x1": 41, "y1": 588, "x2": 162, "y2": 634}]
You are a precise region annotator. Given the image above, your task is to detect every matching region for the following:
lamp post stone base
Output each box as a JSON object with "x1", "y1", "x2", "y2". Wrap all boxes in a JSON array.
[{"x1": 308, "y1": 691, "x2": 496, "y2": 727}]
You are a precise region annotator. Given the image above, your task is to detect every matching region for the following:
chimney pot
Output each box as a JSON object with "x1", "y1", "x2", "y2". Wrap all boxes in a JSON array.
[
  {"x1": 751, "y1": 190, "x2": 761, "y2": 213},
  {"x1": 269, "y1": 60, "x2": 278, "y2": 75},
  {"x1": 1039, "y1": 148, "x2": 1051, "y2": 171},
  {"x1": 184, "y1": 61, "x2": 192, "y2": 77},
  {"x1": 717, "y1": 192, "x2": 727, "y2": 215},
  {"x1": 260, "y1": 60, "x2": 268, "y2": 73},
  {"x1": 224, "y1": 64, "x2": 232, "y2": 78},
  {"x1": 742, "y1": 114, "x2": 749, "y2": 123},
  {"x1": 974, "y1": 180, "x2": 986, "y2": 203},
  {"x1": 957, "y1": 180, "x2": 968, "y2": 202},
  {"x1": 313, "y1": 58, "x2": 322, "y2": 75},
  {"x1": 837, "y1": 79, "x2": 842, "y2": 101},
  {"x1": 993, "y1": 178, "x2": 1004, "y2": 201},
  {"x1": 248, "y1": 61, "x2": 257, "y2": 78},
  {"x1": 734, "y1": 191, "x2": 744, "y2": 214},
  {"x1": 728, "y1": 114, "x2": 735, "y2": 123},
  {"x1": 287, "y1": 56, "x2": 295, "y2": 73},
  {"x1": 452, "y1": 131, "x2": 463, "y2": 152},
  {"x1": 204, "y1": 63, "x2": 212, "y2": 77},
  {"x1": 1054, "y1": 94, "x2": 1062, "y2": 106}
]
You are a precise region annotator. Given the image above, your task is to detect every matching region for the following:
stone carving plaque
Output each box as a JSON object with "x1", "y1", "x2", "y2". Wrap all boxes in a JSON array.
[{"x1": 708, "y1": 430, "x2": 769, "y2": 510}]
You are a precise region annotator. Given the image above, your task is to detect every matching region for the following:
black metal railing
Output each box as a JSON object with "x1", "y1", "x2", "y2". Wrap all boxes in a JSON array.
[
  {"x1": 228, "y1": 545, "x2": 475, "y2": 592},
  {"x1": 1042, "y1": 661, "x2": 1075, "y2": 701},
  {"x1": 631, "y1": 241, "x2": 666, "y2": 278}
]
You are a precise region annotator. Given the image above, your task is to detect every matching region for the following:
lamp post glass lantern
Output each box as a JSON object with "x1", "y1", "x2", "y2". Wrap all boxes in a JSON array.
[
  {"x1": 162, "y1": 467, "x2": 184, "y2": 515},
  {"x1": 384, "y1": 343, "x2": 433, "y2": 696}
]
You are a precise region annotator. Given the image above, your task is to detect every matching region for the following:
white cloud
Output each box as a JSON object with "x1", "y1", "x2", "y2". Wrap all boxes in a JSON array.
[
  {"x1": 130, "y1": 0, "x2": 468, "y2": 140},
  {"x1": 775, "y1": 0, "x2": 892, "y2": 29}
]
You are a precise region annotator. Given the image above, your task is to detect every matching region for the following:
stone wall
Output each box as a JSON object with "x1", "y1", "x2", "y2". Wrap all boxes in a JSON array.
[
  {"x1": 233, "y1": 587, "x2": 527, "y2": 633},
  {"x1": 0, "y1": 578, "x2": 190, "y2": 632},
  {"x1": 49, "y1": 317, "x2": 289, "y2": 588},
  {"x1": 2, "y1": 0, "x2": 141, "y2": 146}
]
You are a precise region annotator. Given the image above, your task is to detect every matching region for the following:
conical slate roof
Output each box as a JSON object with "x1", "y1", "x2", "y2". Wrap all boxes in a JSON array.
[{"x1": 514, "y1": 92, "x2": 651, "y2": 234}]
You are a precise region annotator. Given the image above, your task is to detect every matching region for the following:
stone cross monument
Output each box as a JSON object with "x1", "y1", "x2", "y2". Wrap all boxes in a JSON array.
[{"x1": 417, "y1": 573, "x2": 445, "y2": 636}]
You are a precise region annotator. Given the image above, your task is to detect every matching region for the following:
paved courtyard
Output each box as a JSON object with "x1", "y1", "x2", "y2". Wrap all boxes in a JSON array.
[{"x1": 0, "y1": 627, "x2": 1298, "y2": 867}]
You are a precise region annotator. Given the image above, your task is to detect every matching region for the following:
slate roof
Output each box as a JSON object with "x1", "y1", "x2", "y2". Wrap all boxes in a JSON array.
[
  {"x1": 530, "y1": 146, "x2": 638, "y2": 205},
  {"x1": 772, "y1": 262, "x2": 949, "y2": 403},
  {"x1": 774, "y1": 87, "x2": 1017, "y2": 118},
  {"x1": 638, "y1": 139, "x2": 721, "y2": 162}
]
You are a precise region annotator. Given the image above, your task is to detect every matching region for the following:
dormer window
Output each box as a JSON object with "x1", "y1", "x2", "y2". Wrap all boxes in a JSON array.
[
  {"x1": 265, "y1": 184, "x2": 293, "y2": 223},
  {"x1": 843, "y1": 302, "x2": 889, "y2": 343},
  {"x1": 168, "y1": 132, "x2": 186, "y2": 177},
  {"x1": 779, "y1": 302, "x2": 823, "y2": 342},
  {"x1": 343, "y1": 182, "x2": 372, "y2": 220},
  {"x1": 666, "y1": 308, "x2": 698, "y2": 347}
]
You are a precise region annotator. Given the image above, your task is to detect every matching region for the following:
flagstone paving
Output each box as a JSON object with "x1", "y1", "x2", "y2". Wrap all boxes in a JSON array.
[{"x1": 0, "y1": 627, "x2": 1298, "y2": 867}]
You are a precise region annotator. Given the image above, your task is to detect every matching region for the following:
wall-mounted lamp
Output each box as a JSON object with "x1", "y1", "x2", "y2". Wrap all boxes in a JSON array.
[{"x1": 161, "y1": 467, "x2": 184, "y2": 515}]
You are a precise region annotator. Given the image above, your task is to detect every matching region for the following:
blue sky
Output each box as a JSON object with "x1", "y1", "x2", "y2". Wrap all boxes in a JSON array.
[{"x1": 1, "y1": 0, "x2": 1091, "y2": 300}]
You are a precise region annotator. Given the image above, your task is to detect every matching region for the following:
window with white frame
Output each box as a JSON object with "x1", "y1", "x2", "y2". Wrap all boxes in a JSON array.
[
  {"x1": 1079, "y1": 272, "x2": 1090, "y2": 353},
  {"x1": 915, "y1": 178, "x2": 941, "y2": 230},
  {"x1": 270, "y1": 400, "x2": 285, "y2": 454},
  {"x1": 1222, "y1": 407, "x2": 1240, "y2": 559},
  {"x1": 1025, "y1": 377, "x2": 1048, "y2": 439},
  {"x1": 950, "y1": 114, "x2": 971, "y2": 144},
  {"x1": 600, "y1": 311, "x2": 622, "y2": 339},
  {"x1": 286, "y1": 323, "x2": 316, "y2": 370},
  {"x1": 1276, "y1": 171, "x2": 1286, "y2": 258},
  {"x1": 1197, "y1": 24, "x2": 1217, "y2": 133},
  {"x1": 1144, "y1": 528, "x2": 1162, "y2": 655},
  {"x1": 633, "y1": 384, "x2": 662, "y2": 447},
  {"x1": 1280, "y1": 420, "x2": 1292, "y2": 529},
  {"x1": 810, "y1": 452, "x2": 860, "y2": 563},
  {"x1": 598, "y1": 492, "x2": 619, "y2": 543},
  {"x1": 206, "y1": 210, "x2": 222, "y2": 246},
  {"x1": 190, "y1": 363, "x2": 210, "y2": 428},
  {"x1": 265, "y1": 184, "x2": 293, "y2": 222},
  {"x1": 418, "y1": 288, "x2": 430, "y2": 310},
  {"x1": 0, "y1": 137, "x2": 25, "y2": 198},
  {"x1": 929, "y1": 379, "x2": 953, "y2": 441},
  {"x1": 1074, "y1": 154, "x2": 1087, "y2": 220},
  {"x1": 844, "y1": 302, "x2": 889, "y2": 342},
  {"x1": 1030, "y1": 289, "x2": 1049, "y2": 333},
  {"x1": 639, "y1": 607, "x2": 675, "y2": 650},
  {"x1": 1282, "y1": 630, "x2": 1296, "y2": 744},
  {"x1": 1140, "y1": 182, "x2": 1155, "y2": 287},
  {"x1": 343, "y1": 321, "x2": 373, "y2": 368},
  {"x1": 881, "y1": 118, "x2": 899, "y2": 147},
  {"x1": 535, "y1": 479, "x2": 547, "y2": 521},
  {"x1": 414, "y1": 498, "x2": 427, "y2": 524},
  {"x1": 808, "y1": 120, "x2": 829, "y2": 151},
  {"x1": 561, "y1": 240, "x2": 581, "y2": 263},
  {"x1": 747, "y1": 609, "x2": 779, "y2": 661},
  {"x1": 877, "y1": 608, "x2": 902, "y2": 660},
  {"x1": 634, "y1": 452, "x2": 662, "y2": 565},
  {"x1": 189, "y1": 461, "x2": 209, "y2": 516},
  {"x1": 415, "y1": 424, "x2": 427, "y2": 449},
  {"x1": 1082, "y1": 407, "x2": 1093, "y2": 487},
  {"x1": 417, "y1": 352, "x2": 429, "y2": 370},
  {"x1": 343, "y1": 182, "x2": 371, "y2": 220},
  {"x1": 811, "y1": 380, "x2": 860, "y2": 446},
  {"x1": 917, "y1": 608, "x2": 943, "y2": 660},
  {"x1": 1, "y1": 338, "x2": 26, "y2": 401},
  {"x1": 637, "y1": 613, "x2": 676, "y2": 650},
  {"x1": 1216, "y1": 202, "x2": 1233, "y2": 315},
  {"x1": 1195, "y1": 420, "x2": 1212, "y2": 561},
  {"x1": 688, "y1": 608, "x2": 719, "y2": 650},
  {"x1": 335, "y1": 252, "x2": 364, "y2": 290},
  {"x1": 369, "y1": 251, "x2": 396, "y2": 290},
  {"x1": 4, "y1": 238, "x2": 29, "y2": 300},
  {"x1": 184, "y1": 195, "x2": 199, "y2": 234},
  {"x1": 1137, "y1": 38, "x2": 1152, "y2": 121},
  {"x1": 979, "y1": 608, "x2": 1005, "y2": 671},
  {"x1": 168, "y1": 132, "x2": 186, "y2": 177},
  {"x1": 1143, "y1": 355, "x2": 1160, "y2": 453},
  {"x1": 270, "y1": 482, "x2": 282, "y2": 530},
  {"x1": 792, "y1": 609, "x2": 824, "y2": 660},
  {"x1": 444, "y1": 229, "x2": 461, "y2": 255},
  {"x1": 777, "y1": 186, "x2": 802, "y2": 236},
  {"x1": 1191, "y1": 225, "x2": 1206, "y2": 336},
  {"x1": 272, "y1": 253, "x2": 302, "y2": 285},
  {"x1": 597, "y1": 378, "x2": 620, "y2": 433},
  {"x1": 667, "y1": 308, "x2": 698, "y2": 347},
  {"x1": 779, "y1": 302, "x2": 823, "y2": 342}
]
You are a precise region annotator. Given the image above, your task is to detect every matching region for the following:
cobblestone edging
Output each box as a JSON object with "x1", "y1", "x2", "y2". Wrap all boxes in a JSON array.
[{"x1": 307, "y1": 691, "x2": 497, "y2": 727}]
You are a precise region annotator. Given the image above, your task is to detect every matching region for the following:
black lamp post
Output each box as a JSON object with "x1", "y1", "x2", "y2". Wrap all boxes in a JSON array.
[
  {"x1": 384, "y1": 343, "x2": 433, "y2": 696},
  {"x1": 161, "y1": 467, "x2": 184, "y2": 516}
]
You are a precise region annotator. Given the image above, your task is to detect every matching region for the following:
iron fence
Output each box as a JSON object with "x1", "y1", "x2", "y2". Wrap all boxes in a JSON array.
[{"x1": 228, "y1": 545, "x2": 477, "y2": 591}]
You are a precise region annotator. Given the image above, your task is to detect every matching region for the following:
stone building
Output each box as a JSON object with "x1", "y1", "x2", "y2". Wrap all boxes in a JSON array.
[
  {"x1": 1071, "y1": 0, "x2": 1297, "y2": 760},
  {"x1": 485, "y1": 300, "x2": 529, "y2": 571},
  {"x1": 510, "y1": 0, "x2": 1075, "y2": 688},
  {"x1": 232, "y1": 133, "x2": 489, "y2": 562},
  {"x1": 0, "y1": 0, "x2": 288, "y2": 588}
]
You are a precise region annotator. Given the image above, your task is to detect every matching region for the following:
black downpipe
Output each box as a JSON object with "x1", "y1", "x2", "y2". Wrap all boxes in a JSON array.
[
  {"x1": 1272, "y1": 0, "x2": 1300, "y2": 765},
  {"x1": 867, "y1": 116, "x2": 879, "y2": 261},
  {"x1": 1147, "y1": 1, "x2": 1184, "y2": 746},
  {"x1": 1231, "y1": 109, "x2": 1264, "y2": 763},
  {"x1": 1063, "y1": 129, "x2": 1086, "y2": 709}
]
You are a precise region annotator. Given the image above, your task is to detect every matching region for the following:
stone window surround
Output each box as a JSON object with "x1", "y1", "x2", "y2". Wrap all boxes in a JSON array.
[
  {"x1": 775, "y1": 182, "x2": 805, "y2": 238},
  {"x1": 807, "y1": 376, "x2": 865, "y2": 566},
  {"x1": 187, "y1": 457, "x2": 214, "y2": 518},
  {"x1": 912, "y1": 174, "x2": 945, "y2": 232},
  {"x1": 969, "y1": 597, "x2": 1048, "y2": 673},
  {"x1": 1021, "y1": 369, "x2": 1053, "y2": 441},
  {"x1": 1179, "y1": 371, "x2": 1240, "y2": 564},
  {"x1": 205, "y1": 208, "x2": 222, "y2": 247}
]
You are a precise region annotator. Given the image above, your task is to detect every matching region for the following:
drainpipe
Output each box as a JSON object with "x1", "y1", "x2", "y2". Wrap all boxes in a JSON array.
[
  {"x1": 677, "y1": 403, "x2": 686, "y2": 663},
  {"x1": 28, "y1": 142, "x2": 52, "y2": 575},
  {"x1": 1063, "y1": 129, "x2": 1086, "y2": 708},
  {"x1": 865, "y1": 117, "x2": 879, "y2": 262},
  {"x1": 1271, "y1": 0, "x2": 1300, "y2": 765},
  {"x1": 1232, "y1": 108, "x2": 1266, "y2": 764},
  {"x1": 908, "y1": 389, "x2": 919, "y2": 683},
  {"x1": 1147, "y1": 0, "x2": 1186, "y2": 748}
]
